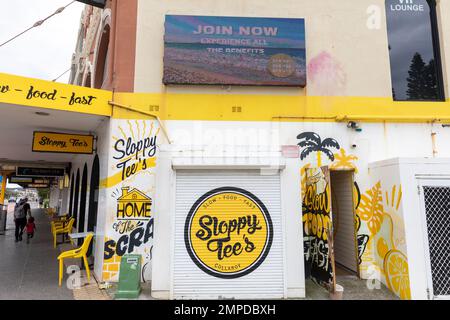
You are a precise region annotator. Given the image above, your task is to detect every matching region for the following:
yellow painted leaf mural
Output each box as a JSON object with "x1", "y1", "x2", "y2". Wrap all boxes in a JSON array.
[
  {"x1": 330, "y1": 148, "x2": 358, "y2": 172},
  {"x1": 357, "y1": 182, "x2": 384, "y2": 235}
]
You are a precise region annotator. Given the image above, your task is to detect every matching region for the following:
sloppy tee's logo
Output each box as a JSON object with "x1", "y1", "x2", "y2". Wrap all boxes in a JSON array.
[{"x1": 185, "y1": 187, "x2": 273, "y2": 279}]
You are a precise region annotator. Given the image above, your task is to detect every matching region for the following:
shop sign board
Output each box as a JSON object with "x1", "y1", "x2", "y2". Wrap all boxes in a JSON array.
[
  {"x1": 185, "y1": 187, "x2": 273, "y2": 279},
  {"x1": 9, "y1": 176, "x2": 51, "y2": 184},
  {"x1": 16, "y1": 167, "x2": 65, "y2": 177},
  {"x1": 75, "y1": 0, "x2": 106, "y2": 9},
  {"x1": 32, "y1": 131, "x2": 94, "y2": 154},
  {"x1": 163, "y1": 15, "x2": 306, "y2": 86},
  {"x1": 26, "y1": 184, "x2": 50, "y2": 189},
  {"x1": 9, "y1": 176, "x2": 33, "y2": 184}
]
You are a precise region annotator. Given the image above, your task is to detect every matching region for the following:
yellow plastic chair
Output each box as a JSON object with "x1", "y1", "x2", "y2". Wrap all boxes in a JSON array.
[
  {"x1": 58, "y1": 233, "x2": 94, "y2": 286},
  {"x1": 47, "y1": 208, "x2": 56, "y2": 218},
  {"x1": 52, "y1": 218, "x2": 75, "y2": 248}
]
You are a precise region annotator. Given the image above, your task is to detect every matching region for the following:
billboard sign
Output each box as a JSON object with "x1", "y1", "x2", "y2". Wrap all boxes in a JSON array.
[{"x1": 163, "y1": 15, "x2": 306, "y2": 86}]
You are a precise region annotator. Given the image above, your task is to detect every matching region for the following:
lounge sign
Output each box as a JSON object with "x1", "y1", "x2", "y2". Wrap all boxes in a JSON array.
[
  {"x1": 185, "y1": 187, "x2": 273, "y2": 279},
  {"x1": 32, "y1": 131, "x2": 94, "y2": 154}
]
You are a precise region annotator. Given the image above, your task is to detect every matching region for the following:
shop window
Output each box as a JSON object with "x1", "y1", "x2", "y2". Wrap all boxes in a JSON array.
[
  {"x1": 385, "y1": 0, "x2": 445, "y2": 101},
  {"x1": 94, "y1": 24, "x2": 110, "y2": 89}
]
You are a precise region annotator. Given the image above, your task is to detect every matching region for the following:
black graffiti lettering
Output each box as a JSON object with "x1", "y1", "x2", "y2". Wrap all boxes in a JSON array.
[
  {"x1": 196, "y1": 214, "x2": 261, "y2": 241},
  {"x1": 247, "y1": 217, "x2": 262, "y2": 234},
  {"x1": 114, "y1": 135, "x2": 157, "y2": 182},
  {"x1": 0, "y1": 85, "x2": 9, "y2": 93},
  {"x1": 112, "y1": 220, "x2": 139, "y2": 234},
  {"x1": 26, "y1": 85, "x2": 57, "y2": 101},
  {"x1": 244, "y1": 236, "x2": 255, "y2": 253},
  {"x1": 142, "y1": 158, "x2": 147, "y2": 170},
  {"x1": 143, "y1": 218, "x2": 154, "y2": 243},
  {"x1": 207, "y1": 236, "x2": 246, "y2": 260},
  {"x1": 116, "y1": 158, "x2": 138, "y2": 181},
  {"x1": 114, "y1": 137, "x2": 157, "y2": 161},
  {"x1": 196, "y1": 215, "x2": 213, "y2": 240},
  {"x1": 237, "y1": 217, "x2": 247, "y2": 233},
  {"x1": 103, "y1": 219, "x2": 154, "y2": 258},
  {"x1": 113, "y1": 139, "x2": 126, "y2": 159},
  {"x1": 116, "y1": 235, "x2": 129, "y2": 256},
  {"x1": 68, "y1": 92, "x2": 96, "y2": 105},
  {"x1": 233, "y1": 241, "x2": 243, "y2": 255},
  {"x1": 128, "y1": 227, "x2": 144, "y2": 252},
  {"x1": 103, "y1": 240, "x2": 116, "y2": 259}
]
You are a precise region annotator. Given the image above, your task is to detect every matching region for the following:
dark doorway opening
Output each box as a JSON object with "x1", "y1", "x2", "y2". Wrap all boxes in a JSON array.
[
  {"x1": 87, "y1": 155, "x2": 100, "y2": 257},
  {"x1": 330, "y1": 170, "x2": 359, "y2": 277},
  {"x1": 69, "y1": 172, "x2": 74, "y2": 218},
  {"x1": 73, "y1": 169, "x2": 80, "y2": 231},
  {"x1": 78, "y1": 164, "x2": 88, "y2": 245}
]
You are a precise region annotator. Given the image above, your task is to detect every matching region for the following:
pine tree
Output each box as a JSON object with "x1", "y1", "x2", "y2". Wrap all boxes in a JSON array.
[
  {"x1": 424, "y1": 59, "x2": 438, "y2": 100},
  {"x1": 406, "y1": 52, "x2": 426, "y2": 100}
]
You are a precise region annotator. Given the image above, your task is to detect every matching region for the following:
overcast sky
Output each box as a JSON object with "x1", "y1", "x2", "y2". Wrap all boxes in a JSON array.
[{"x1": 0, "y1": 0, "x2": 85, "y2": 83}]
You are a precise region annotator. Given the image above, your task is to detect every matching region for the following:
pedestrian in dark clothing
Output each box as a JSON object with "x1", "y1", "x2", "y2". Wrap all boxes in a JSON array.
[{"x1": 14, "y1": 198, "x2": 31, "y2": 242}]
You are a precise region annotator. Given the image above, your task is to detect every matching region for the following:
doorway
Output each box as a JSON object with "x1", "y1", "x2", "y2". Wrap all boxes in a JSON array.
[
  {"x1": 418, "y1": 179, "x2": 450, "y2": 299},
  {"x1": 77, "y1": 164, "x2": 88, "y2": 246},
  {"x1": 330, "y1": 170, "x2": 359, "y2": 278}
]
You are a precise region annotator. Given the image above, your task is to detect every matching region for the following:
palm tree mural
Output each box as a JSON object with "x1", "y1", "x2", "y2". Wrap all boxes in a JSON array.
[{"x1": 297, "y1": 132, "x2": 340, "y2": 167}]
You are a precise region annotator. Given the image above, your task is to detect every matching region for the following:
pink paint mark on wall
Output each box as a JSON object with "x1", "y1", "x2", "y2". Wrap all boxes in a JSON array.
[{"x1": 307, "y1": 51, "x2": 347, "y2": 96}]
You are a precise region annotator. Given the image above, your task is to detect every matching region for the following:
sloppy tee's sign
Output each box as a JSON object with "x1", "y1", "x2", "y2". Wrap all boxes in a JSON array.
[
  {"x1": 32, "y1": 131, "x2": 94, "y2": 154},
  {"x1": 185, "y1": 187, "x2": 273, "y2": 279}
]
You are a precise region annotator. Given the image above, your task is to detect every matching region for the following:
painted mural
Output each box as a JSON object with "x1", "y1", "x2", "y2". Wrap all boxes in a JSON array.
[
  {"x1": 298, "y1": 131, "x2": 410, "y2": 299},
  {"x1": 302, "y1": 165, "x2": 334, "y2": 290},
  {"x1": 101, "y1": 119, "x2": 159, "y2": 282},
  {"x1": 357, "y1": 182, "x2": 410, "y2": 299}
]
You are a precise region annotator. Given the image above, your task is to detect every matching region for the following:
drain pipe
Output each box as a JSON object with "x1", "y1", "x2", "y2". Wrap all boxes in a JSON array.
[{"x1": 108, "y1": 101, "x2": 172, "y2": 144}]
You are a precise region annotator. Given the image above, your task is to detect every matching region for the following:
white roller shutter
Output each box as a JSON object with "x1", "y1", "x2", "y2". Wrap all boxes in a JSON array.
[
  {"x1": 173, "y1": 170, "x2": 284, "y2": 299},
  {"x1": 331, "y1": 171, "x2": 358, "y2": 273}
]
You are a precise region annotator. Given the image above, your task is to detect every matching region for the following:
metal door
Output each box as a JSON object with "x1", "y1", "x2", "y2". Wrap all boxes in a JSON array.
[
  {"x1": 173, "y1": 170, "x2": 284, "y2": 299},
  {"x1": 418, "y1": 179, "x2": 450, "y2": 299}
]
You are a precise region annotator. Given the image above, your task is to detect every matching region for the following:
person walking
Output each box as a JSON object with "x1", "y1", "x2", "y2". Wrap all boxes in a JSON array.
[
  {"x1": 14, "y1": 197, "x2": 31, "y2": 242},
  {"x1": 25, "y1": 216, "x2": 36, "y2": 244}
]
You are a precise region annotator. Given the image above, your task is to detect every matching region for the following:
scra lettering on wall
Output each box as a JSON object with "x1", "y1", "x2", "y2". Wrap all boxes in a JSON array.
[{"x1": 104, "y1": 218, "x2": 154, "y2": 259}]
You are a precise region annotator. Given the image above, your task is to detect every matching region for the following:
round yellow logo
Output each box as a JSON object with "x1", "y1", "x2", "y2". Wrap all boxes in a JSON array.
[
  {"x1": 185, "y1": 187, "x2": 273, "y2": 279},
  {"x1": 267, "y1": 54, "x2": 296, "y2": 78}
]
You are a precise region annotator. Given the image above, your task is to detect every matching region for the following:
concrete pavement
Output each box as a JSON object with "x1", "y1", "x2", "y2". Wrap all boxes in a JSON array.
[{"x1": 0, "y1": 204, "x2": 73, "y2": 300}]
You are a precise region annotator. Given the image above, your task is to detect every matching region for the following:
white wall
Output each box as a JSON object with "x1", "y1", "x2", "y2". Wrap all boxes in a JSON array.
[
  {"x1": 369, "y1": 158, "x2": 450, "y2": 300},
  {"x1": 135, "y1": 0, "x2": 393, "y2": 97}
]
